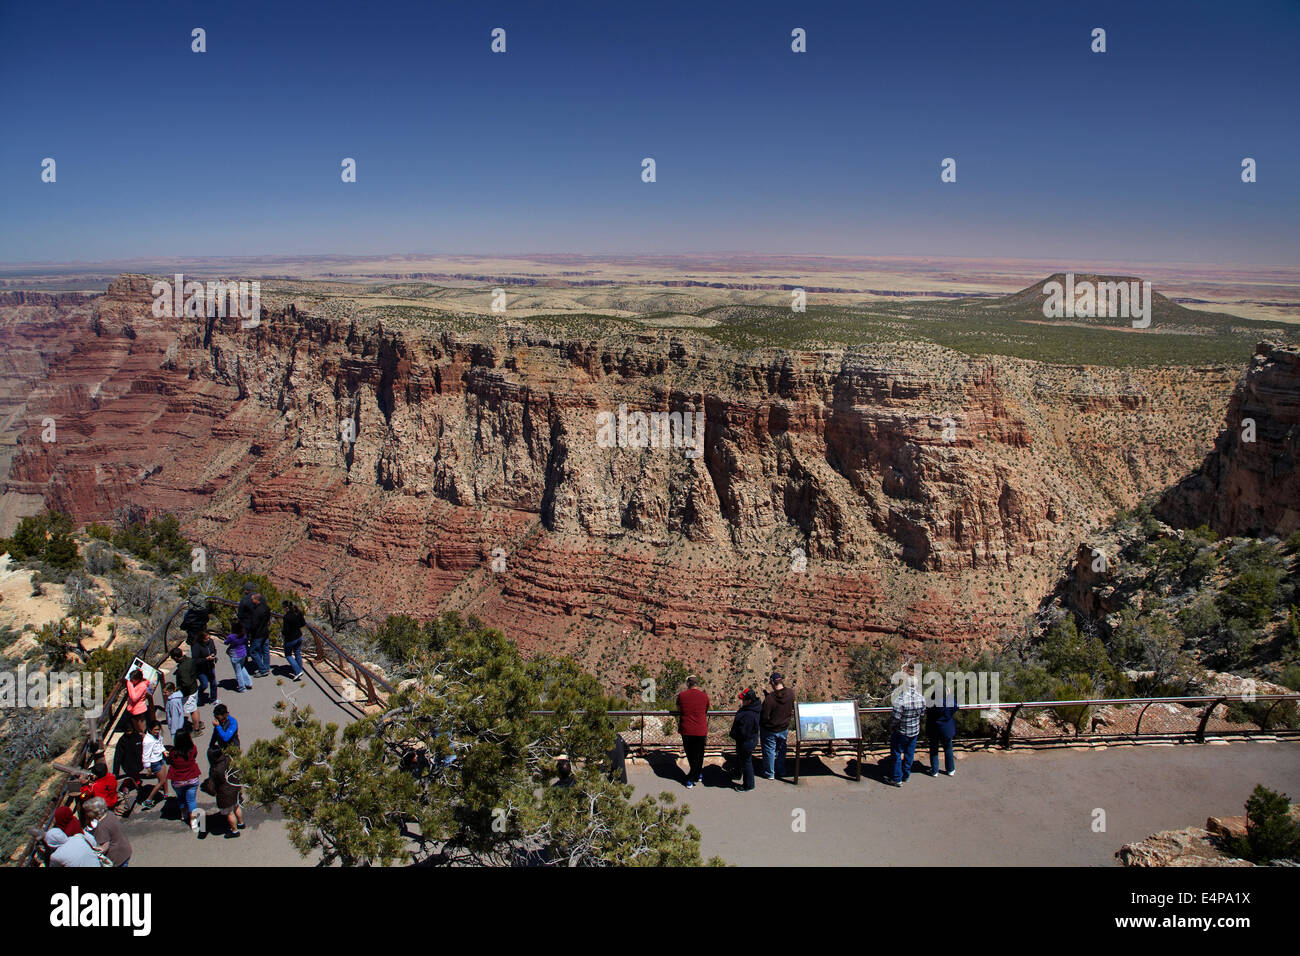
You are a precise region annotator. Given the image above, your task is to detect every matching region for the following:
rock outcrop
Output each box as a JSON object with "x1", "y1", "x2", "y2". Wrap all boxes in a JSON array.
[{"x1": 1159, "y1": 342, "x2": 1300, "y2": 537}]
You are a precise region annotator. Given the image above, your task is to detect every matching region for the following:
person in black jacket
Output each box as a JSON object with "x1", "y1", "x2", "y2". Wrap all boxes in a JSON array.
[
  {"x1": 926, "y1": 685, "x2": 958, "y2": 776},
  {"x1": 729, "y1": 688, "x2": 762, "y2": 792},
  {"x1": 281, "y1": 599, "x2": 306, "y2": 681},
  {"x1": 239, "y1": 588, "x2": 272, "y2": 678},
  {"x1": 236, "y1": 583, "x2": 256, "y2": 643},
  {"x1": 111, "y1": 726, "x2": 145, "y2": 815},
  {"x1": 760, "y1": 672, "x2": 795, "y2": 780}
]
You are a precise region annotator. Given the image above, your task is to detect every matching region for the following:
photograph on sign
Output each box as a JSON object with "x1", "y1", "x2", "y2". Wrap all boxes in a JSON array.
[{"x1": 796, "y1": 700, "x2": 860, "y2": 741}]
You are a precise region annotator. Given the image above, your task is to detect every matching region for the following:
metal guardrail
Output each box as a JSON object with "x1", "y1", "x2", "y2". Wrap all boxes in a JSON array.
[
  {"x1": 204, "y1": 597, "x2": 395, "y2": 703},
  {"x1": 590, "y1": 693, "x2": 1300, "y2": 753}
]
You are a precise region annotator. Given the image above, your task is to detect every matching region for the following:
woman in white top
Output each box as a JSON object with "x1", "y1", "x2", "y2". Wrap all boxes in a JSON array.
[{"x1": 139, "y1": 716, "x2": 170, "y2": 810}]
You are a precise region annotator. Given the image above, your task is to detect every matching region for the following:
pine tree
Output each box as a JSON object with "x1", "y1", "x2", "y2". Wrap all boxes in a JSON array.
[{"x1": 240, "y1": 615, "x2": 716, "y2": 866}]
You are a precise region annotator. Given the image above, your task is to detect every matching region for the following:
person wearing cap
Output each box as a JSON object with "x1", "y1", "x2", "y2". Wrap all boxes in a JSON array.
[
  {"x1": 760, "y1": 671, "x2": 795, "y2": 780},
  {"x1": 885, "y1": 666, "x2": 926, "y2": 786},
  {"x1": 675, "y1": 676, "x2": 710, "y2": 788},
  {"x1": 728, "y1": 688, "x2": 762, "y2": 792}
]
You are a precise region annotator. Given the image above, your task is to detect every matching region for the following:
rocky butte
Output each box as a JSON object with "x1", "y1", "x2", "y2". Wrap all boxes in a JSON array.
[{"x1": 0, "y1": 276, "x2": 1256, "y2": 693}]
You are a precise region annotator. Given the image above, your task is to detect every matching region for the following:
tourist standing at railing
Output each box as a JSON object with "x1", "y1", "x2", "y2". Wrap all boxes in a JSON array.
[
  {"x1": 192, "y1": 630, "x2": 219, "y2": 705},
  {"x1": 244, "y1": 590, "x2": 273, "y2": 677},
  {"x1": 884, "y1": 669, "x2": 926, "y2": 787},
  {"x1": 729, "y1": 688, "x2": 762, "y2": 793},
  {"x1": 760, "y1": 671, "x2": 794, "y2": 780},
  {"x1": 222, "y1": 620, "x2": 254, "y2": 692},
  {"x1": 926, "y1": 686, "x2": 958, "y2": 777},
  {"x1": 124, "y1": 667, "x2": 152, "y2": 724},
  {"x1": 180, "y1": 588, "x2": 210, "y2": 646},
  {"x1": 281, "y1": 599, "x2": 306, "y2": 681},
  {"x1": 676, "y1": 675, "x2": 710, "y2": 788}
]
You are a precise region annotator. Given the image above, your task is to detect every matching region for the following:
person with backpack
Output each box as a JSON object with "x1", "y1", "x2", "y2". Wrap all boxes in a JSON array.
[
  {"x1": 729, "y1": 688, "x2": 762, "y2": 793},
  {"x1": 205, "y1": 745, "x2": 245, "y2": 839},
  {"x1": 221, "y1": 620, "x2": 253, "y2": 692},
  {"x1": 281, "y1": 599, "x2": 306, "y2": 681}
]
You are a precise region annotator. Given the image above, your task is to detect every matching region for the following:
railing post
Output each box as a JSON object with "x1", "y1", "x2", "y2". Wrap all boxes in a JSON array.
[
  {"x1": 1195, "y1": 697, "x2": 1227, "y2": 743},
  {"x1": 1261, "y1": 698, "x2": 1283, "y2": 732},
  {"x1": 1133, "y1": 701, "x2": 1153, "y2": 739},
  {"x1": 1001, "y1": 704, "x2": 1022, "y2": 749}
]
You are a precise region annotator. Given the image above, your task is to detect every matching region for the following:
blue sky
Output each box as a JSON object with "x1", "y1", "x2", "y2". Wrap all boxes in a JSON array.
[{"x1": 1, "y1": 0, "x2": 1296, "y2": 265}]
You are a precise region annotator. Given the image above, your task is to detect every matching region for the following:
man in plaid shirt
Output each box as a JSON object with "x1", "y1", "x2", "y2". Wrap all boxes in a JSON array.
[{"x1": 885, "y1": 668, "x2": 926, "y2": 786}]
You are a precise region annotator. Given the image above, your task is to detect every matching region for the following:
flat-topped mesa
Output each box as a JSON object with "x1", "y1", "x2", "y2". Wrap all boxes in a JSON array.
[
  {"x1": 0, "y1": 276, "x2": 1240, "y2": 694},
  {"x1": 1158, "y1": 342, "x2": 1300, "y2": 537}
]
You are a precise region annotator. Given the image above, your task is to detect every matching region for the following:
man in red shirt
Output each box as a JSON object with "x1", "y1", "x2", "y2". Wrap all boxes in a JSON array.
[{"x1": 675, "y1": 676, "x2": 710, "y2": 788}]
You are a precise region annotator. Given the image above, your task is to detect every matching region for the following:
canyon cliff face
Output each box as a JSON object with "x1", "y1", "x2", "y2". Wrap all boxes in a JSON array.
[
  {"x1": 1159, "y1": 343, "x2": 1300, "y2": 537},
  {"x1": 0, "y1": 277, "x2": 1239, "y2": 694}
]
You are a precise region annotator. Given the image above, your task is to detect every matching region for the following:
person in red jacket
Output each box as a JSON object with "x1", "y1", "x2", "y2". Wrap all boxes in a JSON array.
[
  {"x1": 675, "y1": 676, "x2": 710, "y2": 788},
  {"x1": 78, "y1": 762, "x2": 118, "y2": 811}
]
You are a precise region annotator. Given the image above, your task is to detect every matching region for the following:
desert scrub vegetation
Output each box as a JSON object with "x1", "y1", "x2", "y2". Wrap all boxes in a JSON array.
[{"x1": 695, "y1": 300, "x2": 1297, "y2": 367}]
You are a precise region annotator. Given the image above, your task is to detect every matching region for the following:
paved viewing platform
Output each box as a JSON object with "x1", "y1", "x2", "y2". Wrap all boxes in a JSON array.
[{"x1": 120, "y1": 659, "x2": 1300, "y2": 867}]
